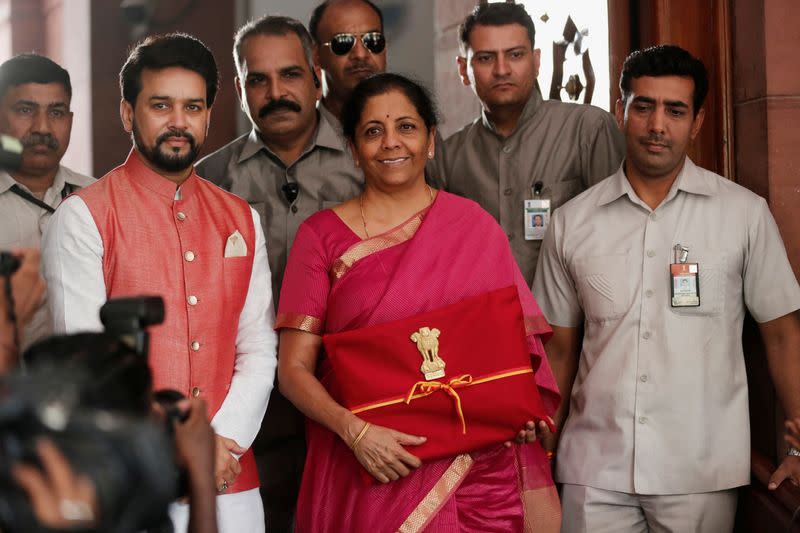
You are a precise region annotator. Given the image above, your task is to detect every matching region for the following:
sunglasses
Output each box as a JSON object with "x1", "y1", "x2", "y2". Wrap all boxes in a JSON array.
[{"x1": 322, "y1": 31, "x2": 386, "y2": 56}]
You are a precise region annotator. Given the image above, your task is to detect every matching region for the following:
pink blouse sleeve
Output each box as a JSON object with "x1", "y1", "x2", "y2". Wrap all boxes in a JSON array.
[{"x1": 275, "y1": 221, "x2": 331, "y2": 335}]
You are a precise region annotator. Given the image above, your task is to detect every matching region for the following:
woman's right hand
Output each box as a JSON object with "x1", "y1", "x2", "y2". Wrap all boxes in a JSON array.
[{"x1": 349, "y1": 421, "x2": 426, "y2": 483}]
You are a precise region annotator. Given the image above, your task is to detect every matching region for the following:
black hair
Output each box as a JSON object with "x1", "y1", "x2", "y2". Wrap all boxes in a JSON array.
[
  {"x1": 119, "y1": 32, "x2": 219, "y2": 107},
  {"x1": 233, "y1": 15, "x2": 319, "y2": 87},
  {"x1": 309, "y1": 0, "x2": 384, "y2": 43},
  {"x1": 24, "y1": 333, "x2": 152, "y2": 416},
  {"x1": 620, "y1": 45, "x2": 709, "y2": 117},
  {"x1": 341, "y1": 73, "x2": 438, "y2": 141},
  {"x1": 458, "y1": 2, "x2": 536, "y2": 54},
  {"x1": 0, "y1": 53, "x2": 72, "y2": 101}
]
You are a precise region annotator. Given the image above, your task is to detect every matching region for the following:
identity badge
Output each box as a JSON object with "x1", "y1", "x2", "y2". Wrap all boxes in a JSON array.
[
  {"x1": 524, "y1": 181, "x2": 550, "y2": 241},
  {"x1": 670, "y1": 244, "x2": 700, "y2": 307}
]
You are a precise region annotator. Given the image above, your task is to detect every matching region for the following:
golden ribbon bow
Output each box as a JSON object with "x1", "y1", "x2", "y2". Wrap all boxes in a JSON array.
[{"x1": 404, "y1": 374, "x2": 474, "y2": 434}]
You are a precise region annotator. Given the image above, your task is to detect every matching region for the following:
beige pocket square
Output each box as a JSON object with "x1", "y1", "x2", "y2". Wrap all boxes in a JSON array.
[{"x1": 224, "y1": 230, "x2": 247, "y2": 258}]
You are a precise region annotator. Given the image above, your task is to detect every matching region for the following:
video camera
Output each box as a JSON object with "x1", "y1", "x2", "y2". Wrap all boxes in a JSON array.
[{"x1": 0, "y1": 296, "x2": 190, "y2": 533}]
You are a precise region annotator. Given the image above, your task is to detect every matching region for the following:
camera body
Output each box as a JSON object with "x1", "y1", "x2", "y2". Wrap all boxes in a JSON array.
[
  {"x1": 0, "y1": 296, "x2": 191, "y2": 532},
  {"x1": 0, "y1": 381, "x2": 177, "y2": 533},
  {"x1": 0, "y1": 252, "x2": 20, "y2": 277}
]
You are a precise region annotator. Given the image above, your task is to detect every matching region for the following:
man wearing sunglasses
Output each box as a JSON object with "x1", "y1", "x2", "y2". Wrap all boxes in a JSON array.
[
  {"x1": 195, "y1": 15, "x2": 362, "y2": 532},
  {"x1": 431, "y1": 3, "x2": 625, "y2": 287},
  {"x1": 309, "y1": 0, "x2": 387, "y2": 131}
]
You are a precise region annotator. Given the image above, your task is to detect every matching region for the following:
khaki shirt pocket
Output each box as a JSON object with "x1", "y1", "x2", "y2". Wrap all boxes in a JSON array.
[
  {"x1": 551, "y1": 176, "x2": 583, "y2": 207},
  {"x1": 669, "y1": 253, "x2": 726, "y2": 317},
  {"x1": 574, "y1": 254, "x2": 630, "y2": 322}
]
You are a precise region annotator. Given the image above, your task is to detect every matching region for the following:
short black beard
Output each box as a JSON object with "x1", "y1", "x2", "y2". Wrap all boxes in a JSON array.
[{"x1": 132, "y1": 122, "x2": 200, "y2": 173}]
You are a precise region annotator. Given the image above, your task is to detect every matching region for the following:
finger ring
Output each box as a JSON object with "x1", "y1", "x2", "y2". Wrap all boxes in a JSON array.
[
  {"x1": 218, "y1": 480, "x2": 228, "y2": 493},
  {"x1": 59, "y1": 499, "x2": 94, "y2": 522}
]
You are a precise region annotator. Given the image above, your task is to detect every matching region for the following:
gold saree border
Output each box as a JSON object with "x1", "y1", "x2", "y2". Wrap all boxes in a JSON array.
[
  {"x1": 331, "y1": 208, "x2": 429, "y2": 280},
  {"x1": 397, "y1": 453, "x2": 474, "y2": 533},
  {"x1": 524, "y1": 314, "x2": 550, "y2": 336},
  {"x1": 274, "y1": 312, "x2": 323, "y2": 335}
]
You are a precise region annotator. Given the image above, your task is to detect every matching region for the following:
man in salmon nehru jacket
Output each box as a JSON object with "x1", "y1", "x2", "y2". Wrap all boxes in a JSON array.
[{"x1": 41, "y1": 33, "x2": 277, "y2": 533}]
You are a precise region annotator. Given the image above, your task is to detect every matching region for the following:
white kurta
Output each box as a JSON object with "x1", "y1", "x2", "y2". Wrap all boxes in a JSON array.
[{"x1": 42, "y1": 194, "x2": 277, "y2": 533}]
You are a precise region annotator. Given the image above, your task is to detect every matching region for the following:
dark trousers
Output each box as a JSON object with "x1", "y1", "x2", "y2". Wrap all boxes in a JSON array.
[{"x1": 253, "y1": 389, "x2": 306, "y2": 533}]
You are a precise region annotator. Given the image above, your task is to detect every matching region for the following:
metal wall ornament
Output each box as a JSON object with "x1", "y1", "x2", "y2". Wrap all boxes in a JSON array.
[{"x1": 548, "y1": 15, "x2": 595, "y2": 104}]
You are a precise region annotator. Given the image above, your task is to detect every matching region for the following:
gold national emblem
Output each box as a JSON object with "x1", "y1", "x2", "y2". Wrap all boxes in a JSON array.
[{"x1": 410, "y1": 327, "x2": 446, "y2": 380}]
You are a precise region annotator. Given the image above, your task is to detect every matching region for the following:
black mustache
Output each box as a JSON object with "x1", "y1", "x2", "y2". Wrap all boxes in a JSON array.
[
  {"x1": 345, "y1": 61, "x2": 375, "y2": 74},
  {"x1": 155, "y1": 129, "x2": 196, "y2": 146},
  {"x1": 22, "y1": 132, "x2": 58, "y2": 150},
  {"x1": 258, "y1": 99, "x2": 301, "y2": 118},
  {"x1": 639, "y1": 135, "x2": 671, "y2": 147}
]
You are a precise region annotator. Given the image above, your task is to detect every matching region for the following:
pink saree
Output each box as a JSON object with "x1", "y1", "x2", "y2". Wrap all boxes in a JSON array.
[{"x1": 276, "y1": 191, "x2": 561, "y2": 532}]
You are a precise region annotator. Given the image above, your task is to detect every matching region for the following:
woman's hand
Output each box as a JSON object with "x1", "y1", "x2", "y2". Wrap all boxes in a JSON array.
[
  {"x1": 504, "y1": 417, "x2": 555, "y2": 447},
  {"x1": 349, "y1": 421, "x2": 426, "y2": 483}
]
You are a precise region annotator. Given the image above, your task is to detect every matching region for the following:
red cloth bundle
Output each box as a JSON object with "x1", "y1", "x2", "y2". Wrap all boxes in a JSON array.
[{"x1": 323, "y1": 286, "x2": 553, "y2": 463}]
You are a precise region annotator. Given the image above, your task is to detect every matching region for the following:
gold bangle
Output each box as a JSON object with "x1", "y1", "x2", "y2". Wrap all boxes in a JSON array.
[{"x1": 351, "y1": 422, "x2": 371, "y2": 450}]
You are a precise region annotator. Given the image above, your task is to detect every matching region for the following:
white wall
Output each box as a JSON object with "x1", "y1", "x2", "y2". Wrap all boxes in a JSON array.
[{"x1": 53, "y1": 0, "x2": 92, "y2": 176}]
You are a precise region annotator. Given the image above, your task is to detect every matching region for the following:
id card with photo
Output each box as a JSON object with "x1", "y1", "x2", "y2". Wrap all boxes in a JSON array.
[
  {"x1": 524, "y1": 199, "x2": 550, "y2": 241},
  {"x1": 670, "y1": 262, "x2": 700, "y2": 307}
]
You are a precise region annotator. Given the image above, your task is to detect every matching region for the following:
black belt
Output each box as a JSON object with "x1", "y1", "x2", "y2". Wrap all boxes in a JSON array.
[{"x1": 8, "y1": 182, "x2": 74, "y2": 214}]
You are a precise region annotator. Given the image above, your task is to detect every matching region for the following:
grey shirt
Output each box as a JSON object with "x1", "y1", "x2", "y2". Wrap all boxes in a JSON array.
[
  {"x1": 533, "y1": 158, "x2": 800, "y2": 494},
  {"x1": 196, "y1": 111, "x2": 363, "y2": 306},
  {"x1": 432, "y1": 88, "x2": 625, "y2": 285}
]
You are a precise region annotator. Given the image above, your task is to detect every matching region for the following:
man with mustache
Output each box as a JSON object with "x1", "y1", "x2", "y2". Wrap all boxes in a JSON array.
[
  {"x1": 195, "y1": 16, "x2": 361, "y2": 532},
  {"x1": 42, "y1": 33, "x2": 277, "y2": 533},
  {"x1": 0, "y1": 54, "x2": 94, "y2": 351},
  {"x1": 534, "y1": 45, "x2": 800, "y2": 532},
  {"x1": 432, "y1": 2, "x2": 625, "y2": 286},
  {"x1": 308, "y1": 0, "x2": 386, "y2": 131}
]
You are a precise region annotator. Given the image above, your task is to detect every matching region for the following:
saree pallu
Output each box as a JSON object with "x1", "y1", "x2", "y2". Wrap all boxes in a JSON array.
[{"x1": 277, "y1": 191, "x2": 561, "y2": 532}]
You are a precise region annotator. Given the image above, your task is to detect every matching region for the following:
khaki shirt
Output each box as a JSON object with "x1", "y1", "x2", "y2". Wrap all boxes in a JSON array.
[
  {"x1": 196, "y1": 111, "x2": 363, "y2": 306},
  {"x1": 0, "y1": 165, "x2": 95, "y2": 349},
  {"x1": 533, "y1": 159, "x2": 800, "y2": 494},
  {"x1": 432, "y1": 88, "x2": 624, "y2": 286}
]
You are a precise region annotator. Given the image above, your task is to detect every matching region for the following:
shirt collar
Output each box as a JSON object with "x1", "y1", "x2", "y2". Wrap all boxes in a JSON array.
[
  {"x1": 318, "y1": 102, "x2": 343, "y2": 138},
  {"x1": 237, "y1": 110, "x2": 346, "y2": 165},
  {"x1": 0, "y1": 165, "x2": 70, "y2": 195},
  {"x1": 480, "y1": 84, "x2": 544, "y2": 135},
  {"x1": 596, "y1": 157, "x2": 716, "y2": 208},
  {"x1": 123, "y1": 148, "x2": 198, "y2": 200},
  {"x1": 0, "y1": 170, "x2": 17, "y2": 194}
]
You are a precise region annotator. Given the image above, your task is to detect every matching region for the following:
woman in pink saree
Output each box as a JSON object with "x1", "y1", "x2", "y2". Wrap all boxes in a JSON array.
[{"x1": 276, "y1": 74, "x2": 561, "y2": 532}]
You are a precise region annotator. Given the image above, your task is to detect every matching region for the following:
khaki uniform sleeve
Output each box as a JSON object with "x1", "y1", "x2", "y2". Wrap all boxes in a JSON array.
[
  {"x1": 532, "y1": 208, "x2": 584, "y2": 327},
  {"x1": 744, "y1": 196, "x2": 800, "y2": 322}
]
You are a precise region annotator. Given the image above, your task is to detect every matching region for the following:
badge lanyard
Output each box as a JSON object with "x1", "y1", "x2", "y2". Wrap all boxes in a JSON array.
[
  {"x1": 524, "y1": 181, "x2": 550, "y2": 241},
  {"x1": 670, "y1": 243, "x2": 700, "y2": 307},
  {"x1": 9, "y1": 182, "x2": 74, "y2": 214}
]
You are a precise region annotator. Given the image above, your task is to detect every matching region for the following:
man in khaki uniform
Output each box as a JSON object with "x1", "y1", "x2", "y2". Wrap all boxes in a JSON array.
[
  {"x1": 0, "y1": 54, "x2": 94, "y2": 351},
  {"x1": 433, "y1": 2, "x2": 624, "y2": 285},
  {"x1": 534, "y1": 44, "x2": 800, "y2": 532},
  {"x1": 195, "y1": 16, "x2": 362, "y2": 532}
]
